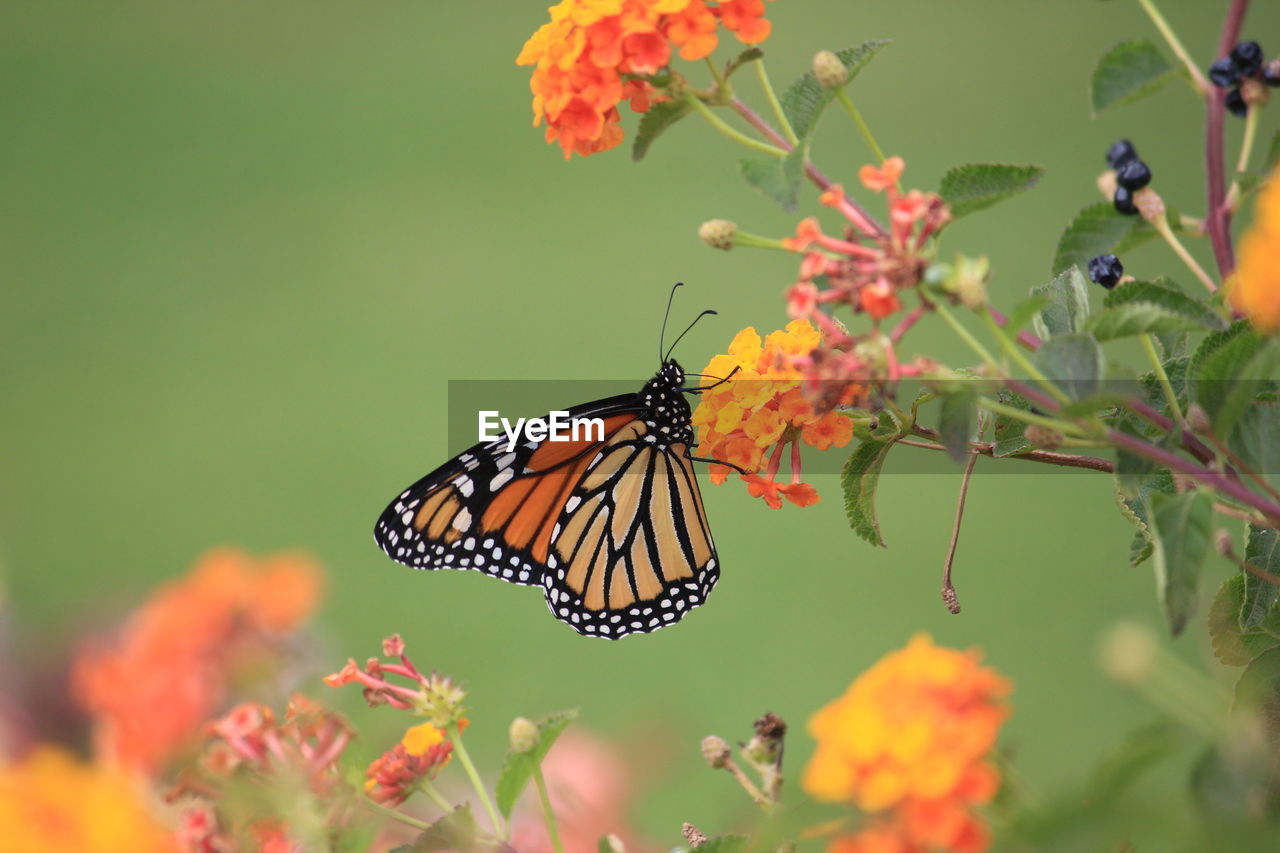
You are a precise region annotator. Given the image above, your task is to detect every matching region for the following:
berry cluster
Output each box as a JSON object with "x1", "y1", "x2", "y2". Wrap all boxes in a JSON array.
[
  {"x1": 1087, "y1": 253, "x2": 1124, "y2": 290},
  {"x1": 1207, "y1": 40, "x2": 1279, "y2": 117},
  {"x1": 1105, "y1": 139, "x2": 1151, "y2": 215}
]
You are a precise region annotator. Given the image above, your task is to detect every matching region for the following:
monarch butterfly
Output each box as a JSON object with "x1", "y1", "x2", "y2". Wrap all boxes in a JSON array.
[{"x1": 373, "y1": 288, "x2": 728, "y2": 638}]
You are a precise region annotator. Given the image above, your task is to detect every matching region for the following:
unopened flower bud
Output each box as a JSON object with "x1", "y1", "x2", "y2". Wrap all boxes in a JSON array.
[
  {"x1": 1099, "y1": 622, "x2": 1157, "y2": 685},
  {"x1": 698, "y1": 219, "x2": 737, "y2": 250},
  {"x1": 1133, "y1": 187, "x2": 1165, "y2": 223},
  {"x1": 1186, "y1": 402, "x2": 1211, "y2": 433},
  {"x1": 682, "y1": 823, "x2": 708, "y2": 848},
  {"x1": 508, "y1": 717, "x2": 538, "y2": 753},
  {"x1": 599, "y1": 836, "x2": 626, "y2": 853},
  {"x1": 813, "y1": 50, "x2": 848, "y2": 89},
  {"x1": 700, "y1": 735, "x2": 731, "y2": 768},
  {"x1": 1024, "y1": 423, "x2": 1064, "y2": 450},
  {"x1": 1215, "y1": 529, "x2": 1235, "y2": 558},
  {"x1": 382, "y1": 634, "x2": 405, "y2": 657},
  {"x1": 944, "y1": 255, "x2": 989, "y2": 310}
]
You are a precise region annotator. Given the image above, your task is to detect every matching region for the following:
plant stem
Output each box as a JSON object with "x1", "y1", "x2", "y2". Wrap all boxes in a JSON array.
[
  {"x1": 977, "y1": 396, "x2": 1089, "y2": 438},
  {"x1": 907, "y1": 427, "x2": 1115, "y2": 472},
  {"x1": 447, "y1": 722, "x2": 505, "y2": 837},
  {"x1": 1205, "y1": 0, "x2": 1250, "y2": 276},
  {"x1": 704, "y1": 57, "x2": 727, "y2": 91},
  {"x1": 1195, "y1": 425, "x2": 1280, "y2": 504},
  {"x1": 532, "y1": 765, "x2": 566, "y2": 853},
  {"x1": 981, "y1": 308, "x2": 1072, "y2": 406},
  {"x1": 420, "y1": 780, "x2": 456, "y2": 814},
  {"x1": 833, "y1": 87, "x2": 887, "y2": 166},
  {"x1": 1151, "y1": 212, "x2": 1218, "y2": 292},
  {"x1": 362, "y1": 796, "x2": 433, "y2": 831},
  {"x1": 687, "y1": 94, "x2": 787, "y2": 158},
  {"x1": 1224, "y1": 105, "x2": 1260, "y2": 212},
  {"x1": 754, "y1": 58, "x2": 797, "y2": 145},
  {"x1": 986, "y1": 305, "x2": 1044, "y2": 351},
  {"x1": 722, "y1": 756, "x2": 772, "y2": 811},
  {"x1": 1139, "y1": 333, "x2": 1184, "y2": 423},
  {"x1": 942, "y1": 447, "x2": 979, "y2": 614},
  {"x1": 1135, "y1": 0, "x2": 1210, "y2": 94},
  {"x1": 934, "y1": 301, "x2": 999, "y2": 372}
]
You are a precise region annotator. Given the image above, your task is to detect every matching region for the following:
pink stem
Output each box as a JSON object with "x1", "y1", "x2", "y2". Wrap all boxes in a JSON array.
[{"x1": 1205, "y1": 0, "x2": 1249, "y2": 276}]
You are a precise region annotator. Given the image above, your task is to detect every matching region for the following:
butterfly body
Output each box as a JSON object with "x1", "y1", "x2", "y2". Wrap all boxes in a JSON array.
[{"x1": 374, "y1": 359, "x2": 719, "y2": 638}]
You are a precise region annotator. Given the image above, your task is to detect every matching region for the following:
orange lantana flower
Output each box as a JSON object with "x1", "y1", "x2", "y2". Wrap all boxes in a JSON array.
[
  {"x1": 804, "y1": 634, "x2": 1011, "y2": 853},
  {"x1": 517, "y1": 0, "x2": 774, "y2": 158},
  {"x1": 1230, "y1": 167, "x2": 1280, "y2": 333}
]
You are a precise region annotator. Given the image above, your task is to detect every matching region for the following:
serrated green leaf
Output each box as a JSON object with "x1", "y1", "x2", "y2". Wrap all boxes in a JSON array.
[
  {"x1": 1229, "y1": 401, "x2": 1280, "y2": 481},
  {"x1": 937, "y1": 391, "x2": 976, "y2": 464},
  {"x1": 780, "y1": 40, "x2": 890, "y2": 139},
  {"x1": 1030, "y1": 265, "x2": 1091, "y2": 338},
  {"x1": 1214, "y1": 336, "x2": 1280, "y2": 439},
  {"x1": 1243, "y1": 524, "x2": 1280, "y2": 630},
  {"x1": 989, "y1": 388, "x2": 1033, "y2": 457},
  {"x1": 1147, "y1": 490, "x2": 1213, "y2": 636},
  {"x1": 938, "y1": 163, "x2": 1044, "y2": 219},
  {"x1": 1208, "y1": 574, "x2": 1280, "y2": 665},
  {"x1": 495, "y1": 710, "x2": 578, "y2": 819},
  {"x1": 1191, "y1": 321, "x2": 1262, "y2": 424},
  {"x1": 1034, "y1": 332, "x2": 1103, "y2": 400},
  {"x1": 1053, "y1": 202, "x2": 1155, "y2": 276},
  {"x1": 841, "y1": 436, "x2": 898, "y2": 546},
  {"x1": 1084, "y1": 301, "x2": 1213, "y2": 341},
  {"x1": 1090, "y1": 40, "x2": 1174, "y2": 115},
  {"x1": 738, "y1": 142, "x2": 806, "y2": 211},
  {"x1": 1103, "y1": 279, "x2": 1226, "y2": 330},
  {"x1": 631, "y1": 100, "x2": 692, "y2": 161},
  {"x1": 1116, "y1": 467, "x2": 1174, "y2": 566}
]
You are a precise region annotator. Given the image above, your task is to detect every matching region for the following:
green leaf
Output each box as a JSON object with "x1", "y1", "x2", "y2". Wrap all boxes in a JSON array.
[
  {"x1": 409, "y1": 804, "x2": 489, "y2": 852},
  {"x1": 1229, "y1": 400, "x2": 1280, "y2": 480},
  {"x1": 1084, "y1": 302, "x2": 1215, "y2": 341},
  {"x1": 1034, "y1": 332, "x2": 1103, "y2": 400},
  {"x1": 1088, "y1": 720, "x2": 1182, "y2": 802},
  {"x1": 781, "y1": 40, "x2": 889, "y2": 139},
  {"x1": 1089, "y1": 40, "x2": 1174, "y2": 115},
  {"x1": 1004, "y1": 294, "x2": 1050, "y2": 336},
  {"x1": 738, "y1": 142, "x2": 806, "y2": 211},
  {"x1": 1052, "y1": 202, "x2": 1155, "y2": 276},
  {"x1": 631, "y1": 100, "x2": 692, "y2": 161},
  {"x1": 1146, "y1": 490, "x2": 1213, "y2": 636},
  {"x1": 989, "y1": 389, "x2": 1033, "y2": 457},
  {"x1": 938, "y1": 163, "x2": 1045, "y2": 219},
  {"x1": 1190, "y1": 321, "x2": 1262, "y2": 425},
  {"x1": 1030, "y1": 265, "x2": 1091, "y2": 338},
  {"x1": 1116, "y1": 468, "x2": 1174, "y2": 567},
  {"x1": 494, "y1": 710, "x2": 578, "y2": 819},
  {"x1": 1243, "y1": 524, "x2": 1280, "y2": 629},
  {"x1": 841, "y1": 436, "x2": 899, "y2": 547},
  {"x1": 1214, "y1": 336, "x2": 1280, "y2": 439},
  {"x1": 1189, "y1": 739, "x2": 1278, "y2": 822},
  {"x1": 723, "y1": 47, "x2": 764, "y2": 79},
  {"x1": 1208, "y1": 573, "x2": 1280, "y2": 665},
  {"x1": 1103, "y1": 279, "x2": 1226, "y2": 331},
  {"x1": 937, "y1": 391, "x2": 976, "y2": 464}
]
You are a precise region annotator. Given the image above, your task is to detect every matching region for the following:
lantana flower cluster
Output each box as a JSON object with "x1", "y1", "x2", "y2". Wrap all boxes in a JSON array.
[
  {"x1": 692, "y1": 319, "x2": 855, "y2": 508},
  {"x1": 71, "y1": 549, "x2": 324, "y2": 774},
  {"x1": 1231, "y1": 165, "x2": 1280, "y2": 333},
  {"x1": 803, "y1": 634, "x2": 1011, "y2": 853},
  {"x1": 516, "y1": 0, "x2": 773, "y2": 158},
  {"x1": 364, "y1": 722, "x2": 454, "y2": 805}
]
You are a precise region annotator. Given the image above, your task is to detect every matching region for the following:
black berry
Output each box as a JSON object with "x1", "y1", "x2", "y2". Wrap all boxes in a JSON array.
[
  {"x1": 1088, "y1": 254, "x2": 1124, "y2": 289},
  {"x1": 1106, "y1": 139, "x2": 1138, "y2": 169},
  {"x1": 1116, "y1": 158, "x2": 1151, "y2": 191},
  {"x1": 1114, "y1": 186, "x2": 1138, "y2": 215},
  {"x1": 1225, "y1": 87, "x2": 1248, "y2": 117},
  {"x1": 1231, "y1": 41, "x2": 1264, "y2": 77},
  {"x1": 1209, "y1": 58, "x2": 1239, "y2": 88}
]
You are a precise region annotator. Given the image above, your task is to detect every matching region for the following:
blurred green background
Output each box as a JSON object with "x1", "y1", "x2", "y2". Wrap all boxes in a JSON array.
[{"x1": 3, "y1": 0, "x2": 1278, "y2": 847}]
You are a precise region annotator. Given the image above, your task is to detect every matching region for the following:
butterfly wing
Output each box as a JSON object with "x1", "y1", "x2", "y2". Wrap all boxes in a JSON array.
[
  {"x1": 542, "y1": 422, "x2": 719, "y2": 638},
  {"x1": 373, "y1": 394, "x2": 644, "y2": 588}
]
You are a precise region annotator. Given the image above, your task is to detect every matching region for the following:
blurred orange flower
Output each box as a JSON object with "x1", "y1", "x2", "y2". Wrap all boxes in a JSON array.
[
  {"x1": 804, "y1": 634, "x2": 1010, "y2": 853},
  {"x1": 516, "y1": 0, "x2": 773, "y2": 158},
  {"x1": 692, "y1": 321, "x2": 856, "y2": 507},
  {"x1": 71, "y1": 549, "x2": 324, "y2": 774},
  {"x1": 1230, "y1": 167, "x2": 1280, "y2": 333},
  {"x1": 0, "y1": 746, "x2": 177, "y2": 852}
]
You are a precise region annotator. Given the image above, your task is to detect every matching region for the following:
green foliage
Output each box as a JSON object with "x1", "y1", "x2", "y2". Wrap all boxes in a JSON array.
[
  {"x1": 1053, "y1": 202, "x2": 1155, "y2": 276},
  {"x1": 990, "y1": 388, "x2": 1034, "y2": 457},
  {"x1": 1213, "y1": 336, "x2": 1280, "y2": 439},
  {"x1": 722, "y1": 47, "x2": 764, "y2": 80},
  {"x1": 938, "y1": 163, "x2": 1045, "y2": 219},
  {"x1": 1189, "y1": 738, "x2": 1279, "y2": 823},
  {"x1": 1146, "y1": 490, "x2": 1213, "y2": 636},
  {"x1": 1030, "y1": 266, "x2": 1091, "y2": 339},
  {"x1": 1189, "y1": 322, "x2": 1264, "y2": 429},
  {"x1": 1115, "y1": 468, "x2": 1174, "y2": 567},
  {"x1": 632, "y1": 100, "x2": 693, "y2": 161},
  {"x1": 841, "y1": 430, "x2": 901, "y2": 547},
  {"x1": 1243, "y1": 525, "x2": 1280, "y2": 629},
  {"x1": 1034, "y1": 332, "x2": 1103, "y2": 400},
  {"x1": 1089, "y1": 40, "x2": 1174, "y2": 115},
  {"x1": 495, "y1": 709, "x2": 578, "y2": 819},
  {"x1": 937, "y1": 390, "x2": 976, "y2": 464},
  {"x1": 1084, "y1": 302, "x2": 1211, "y2": 342},
  {"x1": 407, "y1": 805, "x2": 489, "y2": 852},
  {"x1": 738, "y1": 142, "x2": 807, "y2": 210},
  {"x1": 780, "y1": 40, "x2": 890, "y2": 139},
  {"x1": 1229, "y1": 400, "x2": 1280, "y2": 478},
  {"x1": 1209, "y1": 573, "x2": 1280, "y2": 666},
  {"x1": 1098, "y1": 279, "x2": 1225, "y2": 334}
]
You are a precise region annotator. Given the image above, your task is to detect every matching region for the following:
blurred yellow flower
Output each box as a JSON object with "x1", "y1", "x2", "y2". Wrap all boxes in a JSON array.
[
  {"x1": 804, "y1": 634, "x2": 1011, "y2": 853},
  {"x1": 0, "y1": 747, "x2": 176, "y2": 853},
  {"x1": 1231, "y1": 169, "x2": 1280, "y2": 333}
]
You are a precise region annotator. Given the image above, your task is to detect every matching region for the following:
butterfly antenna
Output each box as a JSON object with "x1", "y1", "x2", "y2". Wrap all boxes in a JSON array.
[
  {"x1": 664, "y1": 309, "x2": 717, "y2": 362},
  {"x1": 658, "y1": 282, "x2": 685, "y2": 365}
]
